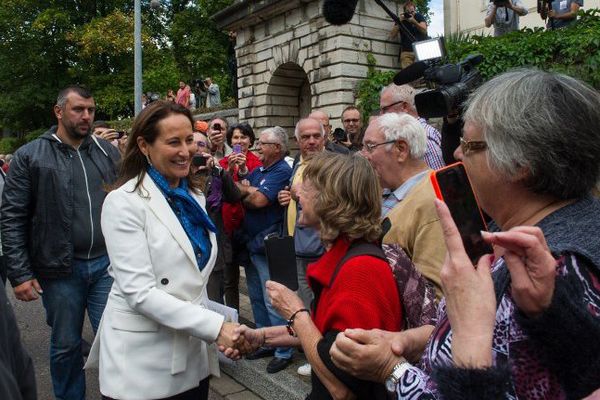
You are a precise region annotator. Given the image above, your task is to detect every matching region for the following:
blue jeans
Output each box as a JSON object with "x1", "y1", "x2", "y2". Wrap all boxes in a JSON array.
[
  {"x1": 39, "y1": 254, "x2": 113, "y2": 400},
  {"x1": 246, "y1": 253, "x2": 293, "y2": 360}
]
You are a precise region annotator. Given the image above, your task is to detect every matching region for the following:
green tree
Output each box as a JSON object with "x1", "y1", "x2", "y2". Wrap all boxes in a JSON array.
[
  {"x1": 0, "y1": 0, "x2": 235, "y2": 134},
  {"x1": 169, "y1": 0, "x2": 234, "y2": 98}
]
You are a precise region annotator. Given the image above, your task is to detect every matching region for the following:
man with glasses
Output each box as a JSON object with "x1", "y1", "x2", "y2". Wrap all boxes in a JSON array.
[
  {"x1": 340, "y1": 106, "x2": 364, "y2": 152},
  {"x1": 361, "y1": 113, "x2": 445, "y2": 298},
  {"x1": 380, "y1": 83, "x2": 445, "y2": 170},
  {"x1": 236, "y1": 127, "x2": 293, "y2": 373}
]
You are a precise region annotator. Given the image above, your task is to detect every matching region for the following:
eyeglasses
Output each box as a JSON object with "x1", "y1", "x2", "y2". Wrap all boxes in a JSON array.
[
  {"x1": 197, "y1": 141, "x2": 207, "y2": 148},
  {"x1": 256, "y1": 141, "x2": 278, "y2": 147},
  {"x1": 380, "y1": 100, "x2": 406, "y2": 114},
  {"x1": 459, "y1": 137, "x2": 488, "y2": 155},
  {"x1": 362, "y1": 140, "x2": 397, "y2": 153}
]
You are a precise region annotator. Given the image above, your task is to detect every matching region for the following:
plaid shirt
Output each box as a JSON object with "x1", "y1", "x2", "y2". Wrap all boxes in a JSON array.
[{"x1": 419, "y1": 118, "x2": 445, "y2": 170}]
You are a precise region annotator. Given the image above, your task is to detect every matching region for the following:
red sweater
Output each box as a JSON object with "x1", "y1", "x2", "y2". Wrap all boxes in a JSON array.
[
  {"x1": 219, "y1": 151, "x2": 262, "y2": 235},
  {"x1": 307, "y1": 237, "x2": 403, "y2": 334}
]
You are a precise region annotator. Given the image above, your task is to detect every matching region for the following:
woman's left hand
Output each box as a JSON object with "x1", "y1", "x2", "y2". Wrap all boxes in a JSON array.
[
  {"x1": 435, "y1": 199, "x2": 496, "y2": 368},
  {"x1": 482, "y1": 226, "x2": 557, "y2": 318},
  {"x1": 266, "y1": 280, "x2": 305, "y2": 320}
]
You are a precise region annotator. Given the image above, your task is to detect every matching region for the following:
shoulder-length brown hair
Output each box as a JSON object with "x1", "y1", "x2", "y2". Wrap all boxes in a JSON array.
[
  {"x1": 112, "y1": 101, "x2": 201, "y2": 193},
  {"x1": 302, "y1": 152, "x2": 382, "y2": 244}
]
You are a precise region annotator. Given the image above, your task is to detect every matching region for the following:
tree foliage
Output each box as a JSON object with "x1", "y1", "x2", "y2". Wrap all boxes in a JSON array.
[
  {"x1": 445, "y1": 9, "x2": 600, "y2": 88},
  {"x1": 0, "y1": 0, "x2": 234, "y2": 137},
  {"x1": 355, "y1": 54, "x2": 395, "y2": 123}
]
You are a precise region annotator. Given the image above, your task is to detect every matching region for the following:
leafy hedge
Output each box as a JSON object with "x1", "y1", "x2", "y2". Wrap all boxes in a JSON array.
[
  {"x1": 356, "y1": 9, "x2": 600, "y2": 119},
  {"x1": 446, "y1": 9, "x2": 600, "y2": 87}
]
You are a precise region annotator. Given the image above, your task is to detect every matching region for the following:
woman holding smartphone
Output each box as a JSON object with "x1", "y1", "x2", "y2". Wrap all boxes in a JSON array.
[
  {"x1": 329, "y1": 69, "x2": 600, "y2": 400},
  {"x1": 219, "y1": 123, "x2": 262, "y2": 310},
  {"x1": 85, "y1": 101, "x2": 242, "y2": 400}
]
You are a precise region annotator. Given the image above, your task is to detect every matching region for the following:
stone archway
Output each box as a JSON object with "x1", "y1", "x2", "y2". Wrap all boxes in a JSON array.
[
  {"x1": 265, "y1": 62, "x2": 311, "y2": 134},
  {"x1": 215, "y1": 0, "x2": 403, "y2": 151}
]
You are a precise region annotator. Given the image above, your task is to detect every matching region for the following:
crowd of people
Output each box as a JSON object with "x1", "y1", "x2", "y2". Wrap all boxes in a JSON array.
[
  {"x1": 142, "y1": 78, "x2": 222, "y2": 114},
  {"x1": 0, "y1": 65, "x2": 600, "y2": 400}
]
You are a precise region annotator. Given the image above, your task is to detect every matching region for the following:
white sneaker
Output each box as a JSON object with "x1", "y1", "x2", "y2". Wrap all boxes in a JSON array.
[{"x1": 297, "y1": 362, "x2": 311, "y2": 376}]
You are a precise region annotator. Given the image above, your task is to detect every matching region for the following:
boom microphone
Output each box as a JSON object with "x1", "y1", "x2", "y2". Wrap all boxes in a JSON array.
[
  {"x1": 393, "y1": 61, "x2": 428, "y2": 86},
  {"x1": 323, "y1": 0, "x2": 360, "y2": 25}
]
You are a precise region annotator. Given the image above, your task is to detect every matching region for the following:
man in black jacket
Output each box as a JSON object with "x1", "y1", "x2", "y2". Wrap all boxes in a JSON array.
[{"x1": 0, "y1": 85, "x2": 120, "y2": 400}]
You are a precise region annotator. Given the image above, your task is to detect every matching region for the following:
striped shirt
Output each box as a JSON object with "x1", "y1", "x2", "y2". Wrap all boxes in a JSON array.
[{"x1": 419, "y1": 118, "x2": 445, "y2": 170}]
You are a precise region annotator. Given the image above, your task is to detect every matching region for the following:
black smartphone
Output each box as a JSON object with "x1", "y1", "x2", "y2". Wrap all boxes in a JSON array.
[
  {"x1": 115, "y1": 131, "x2": 126, "y2": 139},
  {"x1": 191, "y1": 154, "x2": 207, "y2": 167},
  {"x1": 430, "y1": 162, "x2": 493, "y2": 264}
]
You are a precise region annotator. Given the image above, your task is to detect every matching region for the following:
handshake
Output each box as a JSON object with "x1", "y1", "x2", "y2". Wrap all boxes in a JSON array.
[{"x1": 216, "y1": 322, "x2": 264, "y2": 361}]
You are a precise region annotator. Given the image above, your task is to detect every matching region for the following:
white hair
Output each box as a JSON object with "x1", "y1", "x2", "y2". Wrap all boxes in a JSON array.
[
  {"x1": 376, "y1": 113, "x2": 427, "y2": 159},
  {"x1": 381, "y1": 83, "x2": 416, "y2": 111},
  {"x1": 261, "y1": 126, "x2": 289, "y2": 153}
]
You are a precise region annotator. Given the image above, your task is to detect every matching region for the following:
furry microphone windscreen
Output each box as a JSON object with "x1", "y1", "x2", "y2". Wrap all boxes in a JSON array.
[{"x1": 322, "y1": 0, "x2": 360, "y2": 25}]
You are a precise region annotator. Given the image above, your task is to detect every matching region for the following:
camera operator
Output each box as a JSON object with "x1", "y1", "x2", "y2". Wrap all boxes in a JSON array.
[
  {"x1": 389, "y1": 1, "x2": 428, "y2": 69},
  {"x1": 545, "y1": 0, "x2": 582, "y2": 29},
  {"x1": 485, "y1": 0, "x2": 528, "y2": 36}
]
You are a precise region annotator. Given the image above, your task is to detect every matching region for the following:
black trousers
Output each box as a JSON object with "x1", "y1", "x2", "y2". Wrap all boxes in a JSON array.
[{"x1": 102, "y1": 377, "x2": 209, "y2": 400}]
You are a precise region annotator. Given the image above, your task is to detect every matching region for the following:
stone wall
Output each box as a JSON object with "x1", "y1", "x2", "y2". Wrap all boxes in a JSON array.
[{"x1": 216, "y1": 0, "x2": 405, "y2": 139}]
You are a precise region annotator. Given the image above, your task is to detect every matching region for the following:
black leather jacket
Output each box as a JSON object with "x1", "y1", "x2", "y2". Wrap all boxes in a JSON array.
[{"x1": 0, "y1": 128, "x2": 120, "y2": 286}]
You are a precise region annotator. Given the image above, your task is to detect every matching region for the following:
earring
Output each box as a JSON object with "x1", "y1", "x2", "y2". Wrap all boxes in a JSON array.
[{"x1": 145, "y1": 154, "x2": 152, "y2": 165}]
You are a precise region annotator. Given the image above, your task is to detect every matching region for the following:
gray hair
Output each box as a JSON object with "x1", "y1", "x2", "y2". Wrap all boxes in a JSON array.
[
  {"x1": 262, "y1": 126, "x2": 289, "y2": 153},
  {"x1": 381, "y1": 83, "x2": 416, "y2": 110},
  {"x1": 464, "y1": 68, "x2": 600, "y2": 200},
  {"x1": 294, "y1": 118, "x2": 325, "y2": 141},
  {"x1": 56, "y1": 85, "x2": 93, "y2": 108},
  {"x1": 376, "y1": 113, "x2": 427, "y2": 159}
]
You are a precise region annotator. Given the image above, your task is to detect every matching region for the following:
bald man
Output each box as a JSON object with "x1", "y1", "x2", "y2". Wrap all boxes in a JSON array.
[{"x1": 307, "y1": 110, "x2": 349, "y2": 155}]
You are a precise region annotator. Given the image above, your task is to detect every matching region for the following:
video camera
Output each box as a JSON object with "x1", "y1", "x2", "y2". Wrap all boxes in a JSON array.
[{"x1": 393, "y1": 37, "x2": 484, "y2": 118}]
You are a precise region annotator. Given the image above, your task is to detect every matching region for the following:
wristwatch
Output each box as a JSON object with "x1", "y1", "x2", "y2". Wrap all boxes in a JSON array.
[{"x1": 385, "y1": 358, "x2": 411, "y2": 393}]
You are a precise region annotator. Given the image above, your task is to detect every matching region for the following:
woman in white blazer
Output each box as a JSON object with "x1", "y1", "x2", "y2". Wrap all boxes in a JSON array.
[{"x1": 85, "y1": 101, "x2": 240, "y2": 400}]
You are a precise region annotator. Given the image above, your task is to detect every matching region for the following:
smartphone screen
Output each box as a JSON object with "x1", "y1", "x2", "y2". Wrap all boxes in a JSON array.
[
  {"x1": 232, "y1": 144, "x2": 242, "y2": 154},
  {"x1": 431, "y1": 162, "x2": 493, "y2": 264}
]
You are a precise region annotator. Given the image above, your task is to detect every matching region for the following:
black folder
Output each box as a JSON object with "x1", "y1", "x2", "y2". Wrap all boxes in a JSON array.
[{"x1": 264, "y1": 233, "x2": 298, "y2": 291}]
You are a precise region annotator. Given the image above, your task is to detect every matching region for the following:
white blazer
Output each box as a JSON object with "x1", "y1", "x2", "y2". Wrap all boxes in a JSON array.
[{"x1": 85, "y1": 175, "x2": 224, "y2": 400}]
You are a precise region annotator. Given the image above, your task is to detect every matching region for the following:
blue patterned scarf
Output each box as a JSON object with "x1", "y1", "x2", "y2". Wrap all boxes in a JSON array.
[{"x1": 147, "y1": 165, "x2": 216, "y2": 270}]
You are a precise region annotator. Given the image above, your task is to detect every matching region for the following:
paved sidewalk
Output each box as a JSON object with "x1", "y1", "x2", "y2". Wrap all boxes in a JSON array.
[{"x1": 219, "y1": 269, "x2": 311, "y2": 400}]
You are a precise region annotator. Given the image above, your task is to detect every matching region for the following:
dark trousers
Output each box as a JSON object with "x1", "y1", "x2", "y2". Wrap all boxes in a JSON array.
[{"x1": 102, "y1": 378, "x2": 209, "y2": 400}]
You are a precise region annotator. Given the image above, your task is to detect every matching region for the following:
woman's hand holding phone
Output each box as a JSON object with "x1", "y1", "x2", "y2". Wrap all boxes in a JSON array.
[{"x1": 434, "y1": 199, "x2": 496, "y2": 369}]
